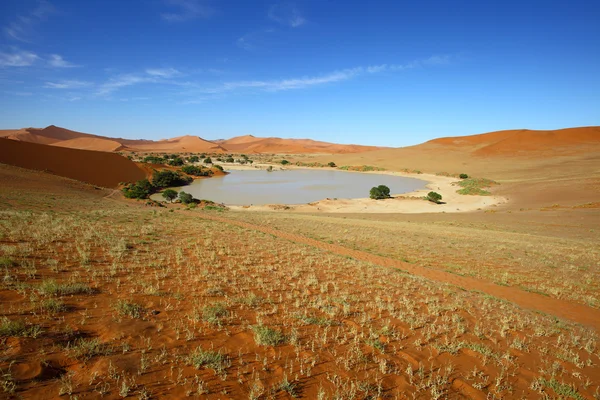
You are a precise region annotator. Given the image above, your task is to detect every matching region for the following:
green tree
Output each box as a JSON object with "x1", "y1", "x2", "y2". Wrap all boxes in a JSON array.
[
  {"x1": 204, "y1": 157, "x2": 212, "y2": 164},
  {"x1": 179, "y1": 191, "x2": 194, "y2": 205},
  {"x1": 187, "y1": 155, "x2": 200, "y2": 163},
  {"x1": 281, "y1": 160, "x2": 289, "y2": 165},
  {"x1": 225, "y1": 156, "x2": 234, "y2": 163},
  {"x1": 459, "y1": 173, "x2": 469, "y2": 179},
  {"x1": 427, "y1": 191, "x2": 443, "y2": 204},
  {"x1": 151, "y1": 170, "x2": 192, "y2": 188},
  {"x1": 122, "y1": 179, "x2": 154, "y2": 199},
  {"x1": 162, "y1": 189, "x2": 178, "y2": 203},
  {"x1": 168, "y1": 157, "x2": 184, "y2": 166},
  {"x1": 369, "y1": 185, "x2": 391, "y2": 200},
  {"x1": 328, "y1": 162, "x2": 336, "y2": 167}
]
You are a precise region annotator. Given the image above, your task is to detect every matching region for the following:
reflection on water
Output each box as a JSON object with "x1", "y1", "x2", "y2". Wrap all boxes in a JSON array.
[{"x1": 165, "y1": 169, "x2": 426, "y2": 205}]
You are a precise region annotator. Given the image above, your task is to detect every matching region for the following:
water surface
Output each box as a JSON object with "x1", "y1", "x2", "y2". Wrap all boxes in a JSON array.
[{"x1": 165, "y1": 169, "x2": 426, "y2": 205}]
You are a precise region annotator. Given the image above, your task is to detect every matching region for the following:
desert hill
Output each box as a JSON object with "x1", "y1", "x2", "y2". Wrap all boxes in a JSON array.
[
  {"x1": 0, "y1": 137, "x2": 145, "y2": 188},
  {"x1": 309, "y1": 126, "x2": 600, "y2": 176},
  {"x1": 1, "y1": 125, "x2": 385, "y2": 154},
  {"x1": 218, "y1": 135, "x2": 384, "y2": 154}
]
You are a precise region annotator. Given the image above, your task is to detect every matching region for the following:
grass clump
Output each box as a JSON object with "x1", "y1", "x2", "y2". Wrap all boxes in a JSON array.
[
  {"x1": 456, "y1": 177, "x2": 497, "y2": 195},
  {"x1": 114, "y1": 299, "x2": 144, "y2": 319},
  {"x1": 0, "y1": 318, "x2": 42, "y2": 338},
  {"x1": 202, "y1": 303, "x2": 228, "y2": 325},
  {"x1": 38, "y1": 280, "x2": 93, "y2": 296},
  {"x1": 533, "y1": 377, "x2": 584, "y2": 400},
  {"x1": 67, "y1": 338, "x2": 109, "y2": 361},
  {"x1": 252, "y1": 325, "x2": 286, "y2": 346},
  {"x1": 189, "y1": 347, "x2": 228, "y2": 373},
  {"x1": 39, "y1": 298, "x2": 66, "y2": 314}
]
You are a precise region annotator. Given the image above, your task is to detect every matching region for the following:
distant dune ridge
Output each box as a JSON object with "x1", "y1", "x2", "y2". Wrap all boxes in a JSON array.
[{"x1": 1, "y1": 125, "x2": 385, "y2": 154}]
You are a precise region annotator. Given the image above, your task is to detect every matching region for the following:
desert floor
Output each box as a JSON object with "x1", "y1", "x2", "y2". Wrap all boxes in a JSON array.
[{"x1": 1, "y1": 160, "x2": 599, "y2": 399}]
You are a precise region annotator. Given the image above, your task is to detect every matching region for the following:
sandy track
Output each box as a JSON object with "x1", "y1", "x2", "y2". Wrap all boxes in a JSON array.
[{"x1": 194, "y1": 211, "x2": 600, "y2": 331}]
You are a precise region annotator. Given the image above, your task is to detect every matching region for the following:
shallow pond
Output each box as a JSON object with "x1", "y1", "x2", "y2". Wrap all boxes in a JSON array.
[{"x1": 160, "y1": 169, "x2": 427, "y2": 205}]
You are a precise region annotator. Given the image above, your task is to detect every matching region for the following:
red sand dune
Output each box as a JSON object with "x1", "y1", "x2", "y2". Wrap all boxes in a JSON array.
[
  {"x1": 0, "y1": 138, "x2": 145, "y2": 188},
  {"x1": 52, "y1": 137, "x2": 125, "y2": 152},
  {"x1": 426, "y1": 126, "x2": 600, "y2": 156},
  {"x1": 129, "y1": 135, "x2": 227, "y2": 153},
  {"x1": 219, "y1": 135, "x2": 384, "y2": 154}
]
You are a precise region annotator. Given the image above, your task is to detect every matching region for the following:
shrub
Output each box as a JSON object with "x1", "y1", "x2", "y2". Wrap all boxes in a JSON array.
[
  {"x1": 204, "y1": 157, "x2": 212, "y2": 164},
  {"x1": 122, "y1": 179, "x2": 154, "y2": 199},
  {"x1": 151, "y1": 170, "x2": 192, "y2": 188},
  {"x1": 328, "y1": 161, "x2": 336, "y2": 167},
  {"x1": 143, "y1": 155, "x2": 165, "y2": 164},
  {"x1": 214, "y1": 164, "x2": 224, "y2": 171},
  {"x1": 0, "y1": 318, "x2": 42, "y2": 338},
  {"x1": 178, "y1": 191, "x2": 194, "y2": 205},
  {"x1": 456, "y1": 177, "x2": 497, "y2": 196},
  {"x1": 187, "y1": 155, "x2": 200, "y2": 163},
  {"x1": 162, "y1": 189, "x2": 178, "y2": 203},
  {"x1": 168, "y1": 157, "x2": 184, "y2": 166},
  {"x1": 225, "y1": 157, "x2": 234, "y2": 163},
  {"x1": 459, "y1": 173, "x2": 469, "y2": 179},
  {"x1": 181, "y1": 165, "x2": 211, "y2": 176},
  {"x1": 427, "y1": 191, "x2": 443, "y2": 204},
  {"x1": 281, "y1": 160, "x2": 289, "y2": 165},
  {"x1": 369, "y1": 185, "x2": 391, "y2": 200}
]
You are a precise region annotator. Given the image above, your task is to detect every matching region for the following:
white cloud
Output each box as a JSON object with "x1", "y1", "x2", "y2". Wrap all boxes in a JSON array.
[
  {"x1": 146, "y1": 68, "x2": 181, "y2": 78},
  {"x1": 44, "y1": 80, "x2": 92, "y2": 89},
  {"x1": 3, "y1": 0, "x2": 55, "y2": 42},
  {"x1": 268, "y1": 2, "x2": 305, "y2": 28},
  {"x1": 161, "y1": 0, "x2": 214, "y2": 22},
  {"x1": 0, "y1": 49, "x2": 40, "y2": 67},
  {"x1": 48, "y1": 54, "x2": 79, "y2": 68}
]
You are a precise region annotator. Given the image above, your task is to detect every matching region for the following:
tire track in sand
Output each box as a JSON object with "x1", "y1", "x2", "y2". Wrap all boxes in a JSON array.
[{"x1": 196, "y1": 212, "x2": 600, "y2": 332}]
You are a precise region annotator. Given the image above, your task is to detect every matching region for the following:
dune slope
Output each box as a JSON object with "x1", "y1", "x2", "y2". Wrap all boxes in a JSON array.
[{"x1": 0, "y1": 137, "x2": 145, "y2": 187}]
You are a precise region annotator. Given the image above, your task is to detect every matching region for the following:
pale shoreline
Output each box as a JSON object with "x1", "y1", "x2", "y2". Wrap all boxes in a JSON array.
[{"x1": 219, "y1": 163, "x2": 508, "y2": 214}]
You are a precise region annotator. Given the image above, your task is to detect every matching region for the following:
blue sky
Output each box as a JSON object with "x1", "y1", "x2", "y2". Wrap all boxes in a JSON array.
[{"x1": 0, "y1": 0, "x2": 598, "y2": 146}]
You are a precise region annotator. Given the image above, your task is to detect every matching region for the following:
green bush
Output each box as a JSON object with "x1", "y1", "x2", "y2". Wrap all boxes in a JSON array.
[
  {"x1": 214, "y1": 164, "x2": 224, "y2": 171},
  {"x1": 122, "y1": 179, "x2": 154, "y2": 199},
  {"x1": 168, "y1": 157, "x2": 184, "y2": 166},
  {"x1": 369, "y1": 185, "x2": 391, "y2": 200},
  {"x1": 427, "y1": 191, "x2": 443, "y2": 204},
  {"x1": 143, "y1": 155, "x2": 165, "y2": 164},
  {"x1": 181, "y1": 165, "x2": 211, "y2": 176},
  {"x1": 162, "y1": 189, "x2": 178, "y2": 203},
  {"x1": 225, "y1": 157, "x2": 234, "y2": 163},
  {"x1": 151, "y1": 170, "x2": 192, "y2": 189},
  {"x1": 204, "y1": 157, "x2": 212, "y2": 164},
  {"x1": 456, "y1": 177, "x2": 497, "y2": 196},
  {"x1": 459, "y1": 173, "x2": 469, "y2": 179},
  {"x1": 178, "y1": 191, "x2": 194, "y2": 205},
  {"x1": 281, "y1": 160, "x2": 289, "y2": 165},
  {"x1": 187, "y1": 155, "x2": 200, "y2": 163},
  {"x1": 328, "y1": 161, "x2": 336, "y2": 167}
]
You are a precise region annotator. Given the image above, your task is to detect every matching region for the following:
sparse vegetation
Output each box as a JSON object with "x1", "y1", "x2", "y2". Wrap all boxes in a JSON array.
[
  {"x1": 456, "y1": 177, "x2": 497, "y2": 195},
  {"x1": 252, "y1": 325, "x2": 287, "y2": 346}
]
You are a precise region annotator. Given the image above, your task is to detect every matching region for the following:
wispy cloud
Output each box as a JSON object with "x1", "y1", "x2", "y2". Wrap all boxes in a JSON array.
[
  {"x1": 44, "y1": 79, "x2": 92, "y2": 89},
  {"x1": 0, "y1": 49, "x2": 40, "y2": 67},
  {"x1": 48, "y1": 54, "x2": 79, "y2": 68},
  {"x1": 4, "y1": 0, "x2": 55, "y2": 42},
  {"x1": 97, "y1": 74, "x2": 154, "y2": 95},
  {"x1": 236, "y1": 29, "x2": 276, "y2": 51},
  {"x1": 146, "y1": 67, "x2": 181, "y2": 78},
  {"x1": 268, "y1": 2, "x2": 305, "y2": 28},
  {"x1": 194, "y1": 56, "x2": 451, "y2": 95},
  {"x1": 161, "y1": 0, "x2": 214, "y2": 22}
]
